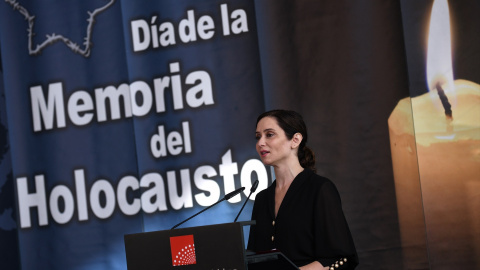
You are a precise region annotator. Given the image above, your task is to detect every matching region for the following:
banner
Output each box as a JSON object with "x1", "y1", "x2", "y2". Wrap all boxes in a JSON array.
[
  {"x1": 393, "y1": 0, "x2": 480, "y2": 268},
  {"x1": 0, "y1": 0, "x2": 264, "y2": 269}
]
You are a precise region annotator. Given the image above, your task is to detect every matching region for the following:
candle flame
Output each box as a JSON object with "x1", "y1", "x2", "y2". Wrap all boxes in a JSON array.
[{"x1": 426, "y1": 0, "x2": 455, "y2": 94}]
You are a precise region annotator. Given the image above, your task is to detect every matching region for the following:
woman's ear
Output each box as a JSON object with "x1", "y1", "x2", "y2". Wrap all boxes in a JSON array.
[{"x1": 291, "y1": 133, "x2": 303, "y2": 149}]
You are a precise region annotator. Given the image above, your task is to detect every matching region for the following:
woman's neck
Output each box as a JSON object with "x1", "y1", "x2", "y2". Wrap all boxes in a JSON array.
[{"x1": 274, "y1": 162, "x2": 304, "y2": 189}]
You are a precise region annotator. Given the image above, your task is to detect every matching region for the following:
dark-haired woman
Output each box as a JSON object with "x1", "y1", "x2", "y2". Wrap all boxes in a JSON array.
[{"x1": 248, "y1": 110, "x2": 358, "y2": 270}]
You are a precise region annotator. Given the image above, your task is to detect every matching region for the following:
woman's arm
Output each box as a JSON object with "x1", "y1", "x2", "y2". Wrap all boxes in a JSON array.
[
  {"x1": 313, "y1": 180, "x2": 358, "y2": 269},
  {"x1": 299, "y1": 261, "x2": 329, "y2": 270}
]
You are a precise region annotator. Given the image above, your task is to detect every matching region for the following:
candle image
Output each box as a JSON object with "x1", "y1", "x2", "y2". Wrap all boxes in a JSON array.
[{"x1": 389, "y1": 0, "x2": 480, "y2": 268}]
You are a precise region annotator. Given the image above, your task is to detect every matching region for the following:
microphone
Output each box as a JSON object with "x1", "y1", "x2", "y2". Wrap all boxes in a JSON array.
[
  {"x1": 224, "y1": 186, "x2": 245, "y2": 200},
  {"x1": 234, "y1": 179, "x2": 259, "y2": 222},
  {"x1": 171, "y1": 186, "x2": 245, "y2": 229}
]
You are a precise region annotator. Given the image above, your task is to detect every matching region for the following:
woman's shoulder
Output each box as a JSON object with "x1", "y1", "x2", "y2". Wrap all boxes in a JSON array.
[
  {"x1": 302, "y1": 169, "x2": 340, "y2": 193},
  {"x1": 302, "y1": 169, "x2": 331, "y2": 184}
]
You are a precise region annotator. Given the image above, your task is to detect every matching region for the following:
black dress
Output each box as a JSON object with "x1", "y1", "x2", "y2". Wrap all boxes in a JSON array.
[{"x1": 247, "y1": 169, "x2": 358, "y2": 269}]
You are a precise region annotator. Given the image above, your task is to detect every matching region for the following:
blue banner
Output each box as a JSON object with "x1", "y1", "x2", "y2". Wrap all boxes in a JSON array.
[{"x1": 0, "y1": 0, "x2": 266, "y2": 269}]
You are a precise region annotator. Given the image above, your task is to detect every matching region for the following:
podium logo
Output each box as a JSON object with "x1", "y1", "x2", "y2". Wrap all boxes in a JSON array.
[{"x1": 170, "y1": 235, "x2": 196, "y2": 266}]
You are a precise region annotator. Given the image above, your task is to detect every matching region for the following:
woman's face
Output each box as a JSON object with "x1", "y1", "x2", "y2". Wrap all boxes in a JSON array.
[{"x1": 255, "y1": 116, "x2": 295, "y2": 167}]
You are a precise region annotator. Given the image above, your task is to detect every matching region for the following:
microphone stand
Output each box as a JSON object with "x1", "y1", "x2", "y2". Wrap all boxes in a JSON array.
[
  {"x1": 171, "y1": 199, "x2": 224, "y2": 229},
  {"x1": 234, "y1": 180, "x2": 259, "y2": 222},
  {"x1": 171, "y1": 187, "x2": 245, "y2": 229}
]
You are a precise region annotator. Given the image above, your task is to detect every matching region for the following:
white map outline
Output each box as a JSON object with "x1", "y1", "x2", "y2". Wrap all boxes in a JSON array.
[{"x1": 5, "y1": 0, "x2": 116, "y2": 57}]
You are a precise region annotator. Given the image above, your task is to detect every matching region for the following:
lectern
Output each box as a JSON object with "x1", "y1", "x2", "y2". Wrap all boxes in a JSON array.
[{"x1": 124, "y1": 222, "x2": 298, "y2": 270}]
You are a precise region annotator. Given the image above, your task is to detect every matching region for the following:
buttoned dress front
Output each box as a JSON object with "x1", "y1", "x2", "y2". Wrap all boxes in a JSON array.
[{"x1": 247, "y1": 169, "x2": 358, "y2": 269}]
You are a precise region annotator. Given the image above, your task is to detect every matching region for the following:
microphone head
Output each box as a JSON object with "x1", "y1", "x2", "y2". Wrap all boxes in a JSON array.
[
  {"x1": 251, "y1": 179, "x2": 259, "y2": 193},
  {"x1": 224, "y1": 187, "x2": 245, "y2": 200}
]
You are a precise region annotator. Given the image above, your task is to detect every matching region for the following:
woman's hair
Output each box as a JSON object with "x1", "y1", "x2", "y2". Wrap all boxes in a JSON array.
[{"x1": 256, "y1": 109, "x2": 316, "y2": 172}]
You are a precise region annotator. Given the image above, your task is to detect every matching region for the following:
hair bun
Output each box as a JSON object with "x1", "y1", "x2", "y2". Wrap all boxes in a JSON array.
[{"x1": 300, "y1": 146, "x2": 316, "y2": 173}]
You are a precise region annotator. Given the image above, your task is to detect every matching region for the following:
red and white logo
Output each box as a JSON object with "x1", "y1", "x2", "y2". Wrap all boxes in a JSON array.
[{"x1": 170, "y1": 235, "x2": 196, "y2": 266}]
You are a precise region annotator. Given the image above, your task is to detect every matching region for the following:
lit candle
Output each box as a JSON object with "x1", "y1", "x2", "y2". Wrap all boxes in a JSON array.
[
  {"x1": 390, "y1": 80, "x2": 480, "y2": 268},
  {"x1": 388, "y1": 0, "x2": 480, "y2": 268}
]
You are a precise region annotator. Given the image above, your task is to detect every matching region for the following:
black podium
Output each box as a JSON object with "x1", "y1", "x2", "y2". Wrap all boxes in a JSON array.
[{"x1": 124, "y1": 222, "x2": 298, "y2": 270}]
